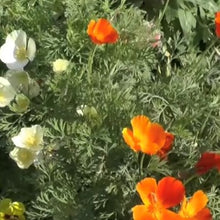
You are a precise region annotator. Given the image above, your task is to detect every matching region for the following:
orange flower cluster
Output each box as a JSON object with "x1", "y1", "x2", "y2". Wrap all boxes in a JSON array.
[
  {"x1": 87, "y1": 18, "x2": 119, "y2": 44},
  {"x1": 195, "y1": 152, "x2": 220, "y2": 175},
  {"x1": 215, "y1": 12, "x2": 220, "y2": 38},
  {"x1": 122, "y1": 115, "x2": 174, "y2": 158},
  {"x1": 133, "y1": 176, "x2": 212, "y2": 220}
]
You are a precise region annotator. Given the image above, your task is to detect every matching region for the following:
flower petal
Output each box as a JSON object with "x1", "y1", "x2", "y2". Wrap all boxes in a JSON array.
[
  {"x1": 27, "y1": 38, "x2": 36, "y2": 61},
  {"x1": 6, "y1": 59, "x2": 29, "y2": 70},
  {"x1": 179, "y1": 190, "x2": 208, "y2": 218},
  {"x1": 14, "y1": 30, "x2": 27, "y2": 48},
  {"x1": 93, "y1": 19, "x2": 118, "y2": 43},
  {"x1": 157, "y1": 132, "x2": 174, "y2": 158},
  {"x1": 195, "y1": 152, "x2": 220, "y2": 175},
  {"x1": 9, "y1": 147, "x2": 37, "y2": 169},
  {"x1": 136, "y1": 177, "x2": 157, "y2": 206},
  {"x1": 215, "y1": 12, "x2": 220, "y2": 38},
  {"x1": 194, "y1": 208, "x2": 212, "y2": 220},
  {"x1": 132, "y1": 205, "x2": 154, "y2": 220},
  {"x1": 160, "y1": 209, "x2": 183, "y2": 220},
  {"x1": 0, "y1": 42, "x2": 16, "y2": 63},
  {"x1": 157, "y1": 177, "x2": 185, "y2": 208},
  {"x1": 141, "y1": 123, "x2": 166, "y2": 155},
  {"x1": 122, "y1": 128, "x2": 140, "y2": 152},
  {"x1": 131, "y1": 115, "x2": 150, "y2": 141}
]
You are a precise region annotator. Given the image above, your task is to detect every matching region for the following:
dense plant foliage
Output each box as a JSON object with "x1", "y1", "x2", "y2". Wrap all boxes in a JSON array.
[{"x1": 0, "y1": 0, "x2": 220, "y2": 219}]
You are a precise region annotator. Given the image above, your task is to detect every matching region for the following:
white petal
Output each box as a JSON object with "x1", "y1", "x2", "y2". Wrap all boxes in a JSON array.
[
  {"x1": 0, "y1": 43, "x2": 16, "y2": 64},
  {"x1": 27, "y1": 38, "x2": 36, "y2": 61},
  {"x1": 7, "y1": 30, "x2": 27, "y2": 48},
  {"x1": 9, "y1": 147, "x2": 36, "y2": 169},
  {"x1": 11, "y1": 135, "x2": 26, "y2": 148},
  {"x1": 6, "y1": 59, "x2": 29, "y2": 70},
  {"x1": 0, "y1": 77, "x2": 11, "y2": 86},
  {"x1": 0, "y1": 77, "x2": 16, "y2": 107}
]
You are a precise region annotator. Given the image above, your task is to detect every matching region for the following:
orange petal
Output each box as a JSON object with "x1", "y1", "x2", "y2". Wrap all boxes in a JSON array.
[
  {"x1": 136, "y1": 177, "x2": 157, "y2": 207},
  {"x1": 87, "y1": 20, "x2": 96, "y2": 36},
  {"x1": 179, "y1": 190, "x2": 208, "y2": 218},
  {"x1": 140, "y1": 123, "x2": 166, "y2": 155},
  {"x1": 157, "y1": 177, "x2": 185, "y2": 208},
  {"x1": 160, "y1": 209, "x2": 184, "y2": 220},
  {"x1": 192, "y1": 208, "x2": 212, "y2": 220},
  {"x1": 157, "y1": 132, "x2": 174, "y2": 158},
  {"x1": 93, "y1": 18, "x2": 118, "y2": 43},
  {"x1": 131, "y1": 115, "x2": 150, "y2": 140},
  {"x1": 215, "y1": 12, "x2": 220, "y2": 23},
  {"x1": 195, "y1": 152, "x2": 220, "y2": 175},
  {"x1": 132, "y1": 205, "x2": 154, "y2": 220},
  {"x1": 215, "y1": 12, "x2": 220, "y2": 38},
  {"x1": 122, "y1": 128, "x2": 140, "y2": 152}
]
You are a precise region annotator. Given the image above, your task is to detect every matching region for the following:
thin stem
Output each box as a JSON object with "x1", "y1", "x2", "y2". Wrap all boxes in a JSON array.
[
  {"x1": 87, "y1": 45, "x2": 98, "y2": 85},
  {"x1": 157, "y1": 0, "x2": 170, "y2": 25}
]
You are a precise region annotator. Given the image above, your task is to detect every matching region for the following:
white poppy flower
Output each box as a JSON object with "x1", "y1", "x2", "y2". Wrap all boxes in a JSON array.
[
  {"x1": 52, "y1": 59, "x2": 69, "y2": 73},
  {"x1": 0, "y1": 30, "x2": 36, "y2": 70},
  {"x1": 9, "y1": 147, "x2": 37, "y2": 169},
  {"x1": 12, "y1": 125, "x2": 43, "y2": 151},
  {"x1": 0, "y1": 77, "x2": 16, "y2": 107}
]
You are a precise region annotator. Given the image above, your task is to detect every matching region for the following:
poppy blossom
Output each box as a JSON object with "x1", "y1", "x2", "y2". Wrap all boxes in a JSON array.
[
  {"x1": 215, "y1": 12, "x2": 220, "y2": 38},
  {"x1": 87, "y1": 18, "x2": 119, "y2": 44},
  {"x1": 132, "y1": 177, "x2": 185, "y2": 220},
  {"x1": 0, "y1": 30, "x2": 36, "y2": 70},
  {"x1": 122, "y1": 115, "x2": 174, "y2": 157},
  {"x1": 195, "y1": 152, "x2": 220, "y2": 175},
  {"x1": 179, "y1": 190, "x2": 212, "y2": 220}
]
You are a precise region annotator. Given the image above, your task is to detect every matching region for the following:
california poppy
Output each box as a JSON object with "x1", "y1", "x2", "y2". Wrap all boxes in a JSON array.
[
  {"x1": 179, "y1": 190, "x2": 212, "y2": 220},
  {"x1": 195, "y1": 152, "x2": 220, "y2": 175},
  {"x1": 87, "y1": 18, "x2": 119, "y2": 44},
  {"x1": 215, "y1": 12, "x2": 220, "y2": 38},
  {"x1": 132, "y1": 177, "x2": 185, "y2": 220},
  {"x1": 122, "y1": 115, "x2": 174, "y2": 157}
]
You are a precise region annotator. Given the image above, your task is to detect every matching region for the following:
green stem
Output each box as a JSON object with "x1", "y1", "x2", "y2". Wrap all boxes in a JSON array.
[
  {"x1": 158, "y1": 0, "x2": 170, "y2": 25},
  {"x1": 183, "y1": 174, "x2": 197, "y2": 185},
  {"x1": 139, "y1": 153, "x2": 145, "y2": 176},
  {"x1": 87, "y1": 45, "x2": 98, "y2": 85}
]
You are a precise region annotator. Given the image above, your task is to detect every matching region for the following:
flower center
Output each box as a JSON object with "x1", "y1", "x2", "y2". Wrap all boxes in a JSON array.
[
  {"x1": 25, "y1": 135, "x2": 38, "y2": 148},
  {"x1": 15, "y1": 47, "x2": 27, "y2": 61}
]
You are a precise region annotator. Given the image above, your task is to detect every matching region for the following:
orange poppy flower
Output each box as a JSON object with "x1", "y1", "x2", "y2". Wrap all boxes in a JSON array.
[
  {"x1": 132, "y1": 177, "x2": 185, "y2": 220},
  {"x1": 122, "y1": 115, "x2": 174, "y2": 157},
  {"x1": 179, "y1": 190, "x2": 212, "y2": 220},
  {"x1": 215, "y1": 12, "x2": 220, "y2": 38},
  {"x1": 195, "y1": 152, "x2": 220, "y2": 175},
  {"x1": 87, "y1": 18, "x2": 119, "y2": 44}
]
